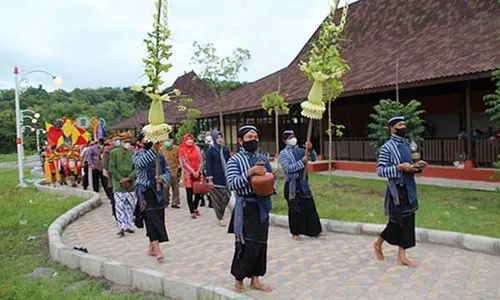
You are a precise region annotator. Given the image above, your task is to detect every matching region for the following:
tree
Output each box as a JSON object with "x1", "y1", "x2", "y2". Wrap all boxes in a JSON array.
[
  {"x1": 190, "y1": 41, "x2": 251, "y2": 131},
  {"x1": 262, "y1": 80, "x2": 290, "y2": 166},
  {"x1": 483, "y1": 68, "x2": 500, "y2": 180},
  {"x1": 484, "y1": 68, "x2": 500, "y2": 127},
  {"x1": 175, "y1": 98, "x2": 201, "y2": 144},
  {"x1": 368, "y1": 99, "x2": 425, "y2": 152}
]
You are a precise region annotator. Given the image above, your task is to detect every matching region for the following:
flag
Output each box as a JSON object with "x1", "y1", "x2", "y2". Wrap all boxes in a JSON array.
[
  {"x1": 46, "y1": 122, "x2": 63, "y2": 146},
  {"x1": 72, "y1": 126, "x2": 90, "y2": 146}
]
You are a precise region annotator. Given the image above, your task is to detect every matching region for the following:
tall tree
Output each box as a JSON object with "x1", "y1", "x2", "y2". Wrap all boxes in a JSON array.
[{"x1": 190, "y1": 42, "x2": 251, "y2": 131}]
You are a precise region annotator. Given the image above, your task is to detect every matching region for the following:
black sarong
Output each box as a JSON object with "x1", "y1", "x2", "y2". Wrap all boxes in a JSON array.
[
  {"x1": 143, "y1": 189, "x2": 169, "y2": 243},
  {"x1": 284, "y1": 182, "x2": 322, "y2": 237},
  {"x1": 380, "y1": 213, "x2": 415, "y2": 249},
  {"x1": 228, "y1": 202, "x2": 268, "y2": 281}
]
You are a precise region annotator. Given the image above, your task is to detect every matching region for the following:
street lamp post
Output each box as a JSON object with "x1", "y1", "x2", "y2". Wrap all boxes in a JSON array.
[
  {"x1": 14, "y1": 66, "x2": 62, "y2": 187},
  {"x1": 35, "y1": 128, "x2": 46, "y2": 153}
]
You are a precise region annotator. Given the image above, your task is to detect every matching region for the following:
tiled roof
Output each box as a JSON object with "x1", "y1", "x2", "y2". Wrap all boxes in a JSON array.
[
  {"x1": 207, "y1": 0, "x2": 500, "y2": 116},
  {"x1": 113, "y1": 0, "x2": 499, "y2": 127},
  {"x1": 111, "y1": 71, "x2": 216, "y2": 129}
]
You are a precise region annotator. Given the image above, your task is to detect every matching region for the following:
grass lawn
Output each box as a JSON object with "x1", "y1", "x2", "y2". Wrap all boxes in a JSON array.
[
  {"x1": 0, "y1": 151, "x2": 36, "y2": 163},
  {"x1": 0, "y1": 168, "x2": 168, "y2": 299},
  {"x1": 271, "y1": 173, "x2": 500, "y2": 238}
]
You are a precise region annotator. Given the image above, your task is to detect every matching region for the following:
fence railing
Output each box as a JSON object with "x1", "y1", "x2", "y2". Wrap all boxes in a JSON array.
[
  {"x1": 320, "y1": 138, "x2": 499, "y2": 167},
  {"x1": 257, "y1": 138, "x2": 499, "y2": 167}
]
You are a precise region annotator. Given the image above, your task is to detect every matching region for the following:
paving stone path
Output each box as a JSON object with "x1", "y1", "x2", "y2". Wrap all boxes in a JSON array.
[{"x1": 60, "y1": 190, "x2": 500, "y2": 300}]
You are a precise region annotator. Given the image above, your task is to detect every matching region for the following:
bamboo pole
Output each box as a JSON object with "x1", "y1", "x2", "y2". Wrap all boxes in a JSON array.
[{"x1": 303, "y1": 119, "x2": 314, "y2": 180}]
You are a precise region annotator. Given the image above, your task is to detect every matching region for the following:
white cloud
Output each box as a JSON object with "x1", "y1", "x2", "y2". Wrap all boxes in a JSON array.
[{"x1": 0, "y1": 0, "x2": 357, "y2": 91}]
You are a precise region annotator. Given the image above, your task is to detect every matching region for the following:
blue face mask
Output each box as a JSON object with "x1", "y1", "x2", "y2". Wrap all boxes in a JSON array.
[
  {"x1": 114, "y1": 140, "x2": 121, "y2": 147},
  {"x1": 164, "y1": 141, "x2": 172, "y2": 148}
]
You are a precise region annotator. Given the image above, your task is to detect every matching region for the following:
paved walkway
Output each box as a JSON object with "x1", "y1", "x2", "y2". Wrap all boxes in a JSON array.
[
  {"x1": 61, "y1": 191, "x2": 500, "y2": 300},
  {"x1": 318, "y1": 170, "x2": 500, "y2": 191}
]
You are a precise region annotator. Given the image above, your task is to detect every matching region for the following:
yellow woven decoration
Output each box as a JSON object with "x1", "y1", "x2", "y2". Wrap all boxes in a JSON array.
[
  {"x1": 300, "y1": 73, "x2": 328, "y2": 120},
  {"x1": 142, "y1": 92, "x2": 173, "y2": 142}
]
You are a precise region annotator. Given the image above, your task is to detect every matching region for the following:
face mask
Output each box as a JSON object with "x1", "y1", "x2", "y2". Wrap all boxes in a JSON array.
[
  {"x1": 205, "y1": 136, "x2": 213, "y2": 145},
  {"x1": 287, "y1": 137, "x2": 298, "y2": 146},
  {"x1": 114, "y1": 140, "x2": 121, "y2": 147},
  {"x1": 243, "y1": 140, "x2": 258, "y2": 153},
  {"x1": 123, "y1": 142, "x2": 131, "y2": 149},
  {"x1": 164, "y1": 141, "x2": 172, "y2": 148},
  {"x1": 395, "y1": 127, "x2": 407, "y2": 137}
]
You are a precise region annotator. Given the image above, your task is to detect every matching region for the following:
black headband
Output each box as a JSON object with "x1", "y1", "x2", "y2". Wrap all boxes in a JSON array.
[
  {"x1": 238, "y1": 125, "x2": 258, "y2": 138},
  {"x1": 388, "y1": 116, "x2": 405, "y2": 127}
]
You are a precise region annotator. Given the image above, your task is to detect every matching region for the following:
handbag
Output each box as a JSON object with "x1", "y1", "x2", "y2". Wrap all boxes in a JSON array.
[{"x1": 192, "y1": 177, "x2": 211, "y2": 194}]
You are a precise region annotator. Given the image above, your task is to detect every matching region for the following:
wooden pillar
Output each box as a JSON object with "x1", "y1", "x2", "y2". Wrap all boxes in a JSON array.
[
  {"x1": 465, "y1": 81, "x2": 473, "y2": 164},
  {"x1": 229, "y1": 115, "x2": 234, "y2": 151},
  {"x1": 319, "y1": 117, "x2": 324, "y2": 158}
]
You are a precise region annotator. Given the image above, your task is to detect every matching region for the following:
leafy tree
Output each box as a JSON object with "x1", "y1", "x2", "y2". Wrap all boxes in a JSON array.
[
  {"x1": 483, "y1": 68, "x2": 500, "y2": 127},
  {"x1": 368, "y1": 99, "x2": 425, "y2": 151},
  {"x1": 262, "y1": 89, "x2": 289, "y2": 163},
  {"x1": 190, "y1": 41, "x2": 251, "y2": 130},
  {"x1": 175, "y1": 98, "x2": 200, "y2": 144}
]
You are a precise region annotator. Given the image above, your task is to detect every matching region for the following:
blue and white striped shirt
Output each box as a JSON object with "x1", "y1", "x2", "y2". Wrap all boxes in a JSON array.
[
  {"x1": 376, "y1": 134, "x2": 405, "y2": 179},
  {"x1": 226, "y1": 149, "x2": 275, "y2": 196},
  {"x1": 133, "y1": 149, "x2": 171, "y2": 189}
]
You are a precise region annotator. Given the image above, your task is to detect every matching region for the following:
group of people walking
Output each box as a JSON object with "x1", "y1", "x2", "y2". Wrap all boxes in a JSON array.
[{"x1": 50, "y1": 115, "x2": 426, "y2": 293}]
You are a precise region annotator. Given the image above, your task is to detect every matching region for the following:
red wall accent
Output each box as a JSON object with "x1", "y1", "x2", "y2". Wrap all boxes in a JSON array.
[{"x1": 308, "y1": 161, "x2": 498, "y2": 183}]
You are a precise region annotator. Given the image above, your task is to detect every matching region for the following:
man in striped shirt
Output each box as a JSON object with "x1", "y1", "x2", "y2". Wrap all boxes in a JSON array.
[
  {"x1": 227, "y1": 125, "x2": 275, "y2": 293},
  {"x1": 373, "y1": 116, "x2": 428, "y2": 267},
  {"x1": 133, "y1": 133, "x2": 171, "y2": 261}
]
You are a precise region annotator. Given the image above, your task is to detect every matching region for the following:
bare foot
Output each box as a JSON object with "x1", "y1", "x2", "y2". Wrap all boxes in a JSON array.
[
  {"x1": 155, "y1": 250, "x2": 164, "y2": 261},
  {"x1": 234, "y1": 280, "x2": 244, "y2": 293},
  {"x1": 373, "y1": 242, "x2": 384, "y2": 260},
  {"x1": 250, "y1": 282, "x2": 273, "y2": 292},
  {"x1": 318, "y1": 232, "x2": 326, "y2": 237},
  {"x1": 292, "y1": 235, "x2": 302, "y2": 241},
  {"x1": 397, "y1": 257, "x2": 417, "y2": 267}
]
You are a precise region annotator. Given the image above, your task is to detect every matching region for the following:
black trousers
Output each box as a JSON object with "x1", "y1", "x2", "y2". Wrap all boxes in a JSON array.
[
  {"x1": 228, "y1": 203, "x2": 269, "y2": 281},
  {"x1": 185, "y1": 188, "x2": 202, "y2": 214},
  {"x1": 92, "y1": 169, "x2": 108, "y2": 193},
  {"x1": 82, "y1": 163, "x2": 89, "y2": 190},
  {"x1": 144, "y1": 189, "x2": 169, "y2": 243},
  {"x1": 380, "y1": 214, "x2": 416, "y2": 249}
]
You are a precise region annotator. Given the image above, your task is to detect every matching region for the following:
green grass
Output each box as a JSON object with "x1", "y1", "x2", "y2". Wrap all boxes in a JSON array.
[
  {"x1": 272, "y1": 173, "x2": 500, "y2": 238},
  {"x1": 0, "y1": 151, "x2": 36, "y2": 163},
  {"x1": 0, "y1": 168, "x2": 168, "y2": 299}
]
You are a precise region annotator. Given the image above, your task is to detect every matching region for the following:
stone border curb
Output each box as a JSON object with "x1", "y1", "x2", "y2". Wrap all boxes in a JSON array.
[
  {"x1": 229, "y1": 198, "x2": 500, "y2": 257},
  {"x1": 35, "y1": 180, "x2": 251, "y2": 300}
]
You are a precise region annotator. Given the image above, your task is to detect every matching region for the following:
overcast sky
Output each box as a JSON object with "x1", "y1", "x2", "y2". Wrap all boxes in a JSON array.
[{"x1": 0, "y1": 0, "x2": 355, "y2": 91}]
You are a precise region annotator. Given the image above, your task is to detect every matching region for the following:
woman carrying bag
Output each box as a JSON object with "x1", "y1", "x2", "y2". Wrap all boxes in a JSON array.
[
  {"x1": 206, "y1": 130, "x2": 232, "y2": 227},
  {"x1": 179, "y1": 134, "x2": 205, "y2": 219}
]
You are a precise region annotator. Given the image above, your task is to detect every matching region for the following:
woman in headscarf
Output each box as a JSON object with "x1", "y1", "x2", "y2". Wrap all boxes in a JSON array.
[
  {"x1": 206, "y1": 130, "x2": 231, "y2": 227},
  {"x1": 178, "y1": 133, "x2": 204, "y2": 219}
]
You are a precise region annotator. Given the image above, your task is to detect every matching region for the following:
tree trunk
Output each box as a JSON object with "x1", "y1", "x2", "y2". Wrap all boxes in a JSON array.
[
  {"x1": 218, "y1": 94, "x2": 224, "y2": 132},
  {"x1": 328, "y1": 99, "x2": 332, "y2": 176}
]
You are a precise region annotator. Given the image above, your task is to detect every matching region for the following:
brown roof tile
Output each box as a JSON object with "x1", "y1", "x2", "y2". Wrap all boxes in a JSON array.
[
  {"x1": 111, "y1": 71, "x2": 216, "y2": 130},
  {"x1": 214, "y1": 0, "x2": 500, "y2": 115}
]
